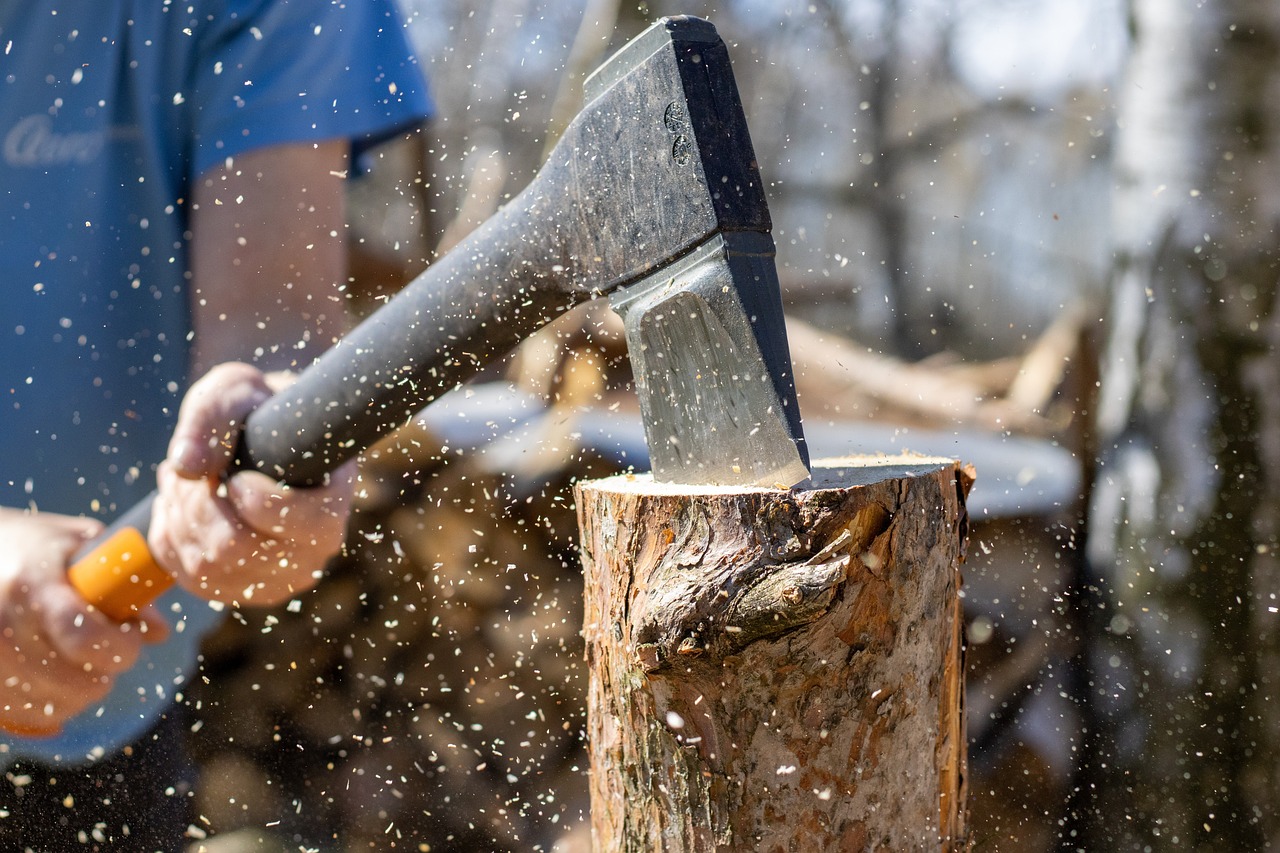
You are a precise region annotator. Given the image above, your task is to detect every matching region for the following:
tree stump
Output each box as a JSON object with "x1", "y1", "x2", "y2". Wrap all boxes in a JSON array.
[{"x1": 576, "y1": 454, "x2": 973, "y2": 851}]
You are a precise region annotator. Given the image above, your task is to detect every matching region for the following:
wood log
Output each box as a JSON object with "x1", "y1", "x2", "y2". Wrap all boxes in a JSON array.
[
  {"x1": 785, "y1": 316, "x2": 1070, "y2": 436},
  {"x1": 576, "y1": 455, "x2": 973, "y2": 852}
]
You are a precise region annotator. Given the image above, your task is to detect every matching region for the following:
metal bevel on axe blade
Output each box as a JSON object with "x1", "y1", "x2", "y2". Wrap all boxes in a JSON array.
[{"x1": 610, "y1": 231, "x2": 809, "y2": 487}]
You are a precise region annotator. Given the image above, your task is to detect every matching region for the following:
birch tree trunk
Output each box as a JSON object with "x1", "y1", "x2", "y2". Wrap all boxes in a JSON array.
[
  {"x1": 576, "y1": 456, "x2": 972, "y2": 851},
  {"x1": 1080, "y1": 1, "x2": 1280, "y2": 848}
]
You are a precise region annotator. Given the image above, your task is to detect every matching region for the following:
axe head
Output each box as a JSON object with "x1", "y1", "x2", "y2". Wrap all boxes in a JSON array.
[{"x1": 589, "y1": 18, "x2": 810, "y2": 487}]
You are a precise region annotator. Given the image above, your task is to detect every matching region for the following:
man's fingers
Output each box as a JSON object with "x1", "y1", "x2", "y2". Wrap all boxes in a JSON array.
[
  {"x1": 40, "y1": 513, "x2": 105, "y2": 544},
  {"x1": 150, "y1": 462, "x2": 241, "y2": 592},
  {"x1": 32, "y1": 583, "x2": 145, "y2": 676},
  {"x1": 220, "y1": 470, "x2": 293, "y2": 536},
  {"x1": 0, "y1": 509, "x2": 152, "y2": 734},
  {"x1": 224, "y1": 463, "x2": 354, "y2": 548},
  {"x1": 0, "y1": 582, "x2": 141, "y2": 733},
  {"x1": 167, "y1": 362, "x2": 273, "y2": 477}
]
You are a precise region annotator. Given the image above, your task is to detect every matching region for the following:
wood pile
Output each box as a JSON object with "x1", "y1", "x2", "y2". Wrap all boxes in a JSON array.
[
  {"x1": 787, "y1": 305, "x2": 1085, "y2": 437},
  {"x1": 183, "y1": 302, "x2": 1086, "y2": 852}
]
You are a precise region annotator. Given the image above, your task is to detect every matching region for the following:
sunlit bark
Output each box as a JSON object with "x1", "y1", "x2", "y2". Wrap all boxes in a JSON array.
[{"x1": 577, "y1": 458, "x2": 971, "y2": 851}]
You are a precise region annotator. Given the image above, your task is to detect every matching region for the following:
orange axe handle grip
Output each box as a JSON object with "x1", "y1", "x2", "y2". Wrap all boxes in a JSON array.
[{"x1": 67, "y1": 495, "x2": 173, "y2": 623}]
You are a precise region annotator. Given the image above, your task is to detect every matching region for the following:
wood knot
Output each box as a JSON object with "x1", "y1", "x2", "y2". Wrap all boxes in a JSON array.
[
  {"x1": 723, "y1": 535, "x2": 853, "y2": 649},
  {"x1": 677, "y1": 636, "x2": 705, "y2": 657}
]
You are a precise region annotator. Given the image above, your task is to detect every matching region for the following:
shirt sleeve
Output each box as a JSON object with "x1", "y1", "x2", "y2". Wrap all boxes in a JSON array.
[{"x1": 186, "y1": 0, "x2": 432, "y2": 179}]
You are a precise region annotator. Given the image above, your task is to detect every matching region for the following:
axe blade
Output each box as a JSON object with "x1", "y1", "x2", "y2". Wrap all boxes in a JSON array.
[{"x1": 610, "y1": 231, "x2": 810, "y2": 488}]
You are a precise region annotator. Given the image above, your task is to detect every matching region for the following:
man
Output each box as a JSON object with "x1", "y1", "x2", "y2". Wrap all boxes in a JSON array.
[{"x1": 0, "y1": 1, "x2": 432, "y2": 847}]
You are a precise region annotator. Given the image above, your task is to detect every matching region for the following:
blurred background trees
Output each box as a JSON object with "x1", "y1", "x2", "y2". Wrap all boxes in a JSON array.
[
  {"x1": 1081, "y1": 2, "x2": 1280, "y2": 850},
  {"x1": 184, "y1": 1, "x2": 1280, "y2": 851}
]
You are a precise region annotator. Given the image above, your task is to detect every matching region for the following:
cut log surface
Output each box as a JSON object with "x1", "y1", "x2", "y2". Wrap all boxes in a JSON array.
[{"x1": 576, "y1": 454, "x2": 973, "y2": 852}]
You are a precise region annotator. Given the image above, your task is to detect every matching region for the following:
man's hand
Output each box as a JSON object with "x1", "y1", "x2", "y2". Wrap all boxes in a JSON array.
[
  {"x1": 0, "y1": 510, "x2": 165, "y2": 734},
  {"x1": 148, "y1": 363, "x2": 356, "y2": 607}
]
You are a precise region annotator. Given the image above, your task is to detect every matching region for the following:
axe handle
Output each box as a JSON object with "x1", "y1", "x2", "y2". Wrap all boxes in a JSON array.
[
  {"x1": 68, "y1": 184, "x2": 583, "y2": 622},
  {"x1": 68, "y1": 496, "x2": 166, "y2": 622}
]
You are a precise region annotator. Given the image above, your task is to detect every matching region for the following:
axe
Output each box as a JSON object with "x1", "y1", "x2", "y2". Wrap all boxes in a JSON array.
[{"x1": 69, "y1": 16, "x2": 809, "y2": 622}]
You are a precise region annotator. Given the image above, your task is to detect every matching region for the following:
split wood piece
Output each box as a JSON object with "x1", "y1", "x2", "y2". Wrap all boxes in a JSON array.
[
  {"x1": 576, "y1": 454, "x2": 973, "y2": 852},
  {"x1": 786, "y1": 316, "x2": 1071, "y2": 436}
]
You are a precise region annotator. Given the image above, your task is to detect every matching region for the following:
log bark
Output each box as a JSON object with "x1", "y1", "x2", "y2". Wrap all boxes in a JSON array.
[{"x1": 576, "y1": 455, "x2": 973, "y2": 852}]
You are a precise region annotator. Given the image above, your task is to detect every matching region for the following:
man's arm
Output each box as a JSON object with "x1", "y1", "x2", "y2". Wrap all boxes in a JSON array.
[
  {"x1": 0, "y1": 141, "x2": 360, "y2": 733},
  {"x1": 0, "y1": 141, "x2": 361, "y2": 733},
  {"x1": 148, "y1": 140, "x2": 357, "y2": 607},
  {"x1": 189, "y1": 140, "x2": 350, "y2": 373}
]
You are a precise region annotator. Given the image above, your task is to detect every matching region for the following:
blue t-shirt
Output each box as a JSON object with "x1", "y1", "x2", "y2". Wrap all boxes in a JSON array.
[{"x1": 0, "y1": 0, "x2": 431, "y2": 764}]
